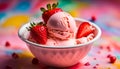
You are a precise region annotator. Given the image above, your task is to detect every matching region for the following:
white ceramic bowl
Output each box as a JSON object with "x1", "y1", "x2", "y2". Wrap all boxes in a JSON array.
[{"x1": 18, "y1": 18, "x2": 101, "y2": 67}]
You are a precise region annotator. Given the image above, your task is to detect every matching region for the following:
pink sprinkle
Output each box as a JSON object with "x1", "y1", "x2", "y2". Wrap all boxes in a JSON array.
[
  {"x1": 97, "y1": 51, "x2": 101, "y2": 54},
  {"x1": 99, "y1": 46, "x2": 103, "y2": 49},
  {"x1": 5, "y1": 41, "x2": 11, "y2": 47},
  {"x1": 93, "y1": 66, "x2": 97, "y2": 69},
  {"x1": 96, "y1": 64, "x2": 99, "y2": 66},
  {"x1": 93, "y1": 57, "x2": 96, "y2": 60},
  {"x1": 106, "y1": 46, "x2": 111, "y2": 51},
  {"x1": 12, "y1": 52, "x2": 19, "y2": 59},
  {"x1": 84, "y1": 62, "x2": 90, "y2": 66}
]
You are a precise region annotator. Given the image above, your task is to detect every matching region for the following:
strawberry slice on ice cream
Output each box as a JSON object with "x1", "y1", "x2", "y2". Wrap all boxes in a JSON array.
[{"x1": 76, "y1": 22, "x2": 95, "y2": 38}]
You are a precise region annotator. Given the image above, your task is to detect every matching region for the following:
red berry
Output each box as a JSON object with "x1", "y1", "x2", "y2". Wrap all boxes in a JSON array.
[
  {"x1": 5, "y1": 41, "x2": 11, "y2": 47},
  {"x1": 32, "y1": 58, "x2": 39, "y2": 65},
  {"x1": 90, "y1": 15, "x2": 96, "y2": 22},
  {"x1": 107, "y1": 54, "x2": 116, "y2": 63},
  {"x1": 12, "y1": 52, "x2": 19, "y2": 59},
  {"x1": 76, "y1": 22, "x2": 94, "y2": 38},
  {"x1": 109, "y1": 56, "x2": 116, "y2": 63}
]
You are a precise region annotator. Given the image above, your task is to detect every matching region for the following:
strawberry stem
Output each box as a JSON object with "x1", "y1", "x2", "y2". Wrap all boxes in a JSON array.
[
  {"x1": 52, "y1": 2, "x2": 58, "y2": 9},
  {"x1": 38, "y1": 22, "x2": 46, "y2": 26},
  {"x1": 30, "y1": 23, "x2": 34, "y2": 27},
  {"x1": 33, "y1": 22, "x2": 36, "y2": 25},
  {"x1": 29, "y1": 26, "x2": 32, "y2": 29},
  {"x1": 26, "y1": 22, "x2": 46, "y2": 31},
  {"x1": 26, "y1": 22, "x2": 36, "y2": 31},
  {"x1": 56, "y1": 2, "x2": 59, "y2": 7},
  {"x1": 52, "y1": 3, "x2": 56, "y2": 9},
  {"x1": 40, "y1": 2, "x2": 59, "y2": 12},
  {"x1": 47, "y1": 4, "x2": 51, "y2": 10}
]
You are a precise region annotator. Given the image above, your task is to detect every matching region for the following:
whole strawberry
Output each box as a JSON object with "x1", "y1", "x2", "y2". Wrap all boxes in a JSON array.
[
  {"x1": 40, "y1": 2, "x2": 63, "y2": 23},
  {"x1": 27, "y1": 22, "x2": 47, "y2": 44}
]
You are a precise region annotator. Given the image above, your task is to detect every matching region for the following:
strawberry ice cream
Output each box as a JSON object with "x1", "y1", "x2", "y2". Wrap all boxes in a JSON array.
[
  {"x1": 45, "y1": 11, "x2": 95, "y2": 46},
  {"x1": 26, "y1": 3, "x2": 95, "y2": 46},
  {"x1": 47, "y1": 12, "x2": 77, "y2": 40}
]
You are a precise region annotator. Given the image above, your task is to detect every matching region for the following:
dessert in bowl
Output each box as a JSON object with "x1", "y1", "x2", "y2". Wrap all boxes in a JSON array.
[{"x1": 18, "y1": 3, "x2": 101, "y2": 67}]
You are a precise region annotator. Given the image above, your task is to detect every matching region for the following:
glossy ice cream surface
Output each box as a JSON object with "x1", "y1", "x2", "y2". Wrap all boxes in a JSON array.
[
  {"x1": 47, "y1": 12, "x2": 77, "y2": 40},
  {"x1": 45, "y1": 12, "x2": 76, "y2": 46}
]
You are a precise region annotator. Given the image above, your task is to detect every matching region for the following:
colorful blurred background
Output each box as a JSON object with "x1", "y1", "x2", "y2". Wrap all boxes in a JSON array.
[{"x1": 0, "y1": 0, "x2": 120, "y2": 69}]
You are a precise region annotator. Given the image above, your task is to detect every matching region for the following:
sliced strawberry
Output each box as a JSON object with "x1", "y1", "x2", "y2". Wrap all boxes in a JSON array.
[
  {"x1": 40, "y1": 3, "x2": 63, "y2": 23},
  {"x1": 76, "y1": 22, "x2": 94, "y2": 38},
  {"x1": 27, "y1": 22, "x2": 47, "y2": 44}
]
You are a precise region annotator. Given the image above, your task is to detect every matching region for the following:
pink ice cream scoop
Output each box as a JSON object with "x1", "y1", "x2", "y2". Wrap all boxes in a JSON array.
[{"x1": 47, "y1": 12, "x2": 77, "y2": 40}]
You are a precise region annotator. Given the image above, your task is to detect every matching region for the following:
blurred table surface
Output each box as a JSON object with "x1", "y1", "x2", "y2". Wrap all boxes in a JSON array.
[{"x1": 0, "y1": 0, "x2": 120, "y2": 69}]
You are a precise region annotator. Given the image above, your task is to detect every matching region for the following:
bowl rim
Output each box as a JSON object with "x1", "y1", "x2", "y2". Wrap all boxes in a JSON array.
[{"x1": 18, "y1": 18, "x2": 101, "y2": 49}]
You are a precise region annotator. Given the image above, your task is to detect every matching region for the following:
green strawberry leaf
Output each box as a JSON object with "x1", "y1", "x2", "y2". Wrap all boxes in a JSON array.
[
  {"x1": 30, "y1": 23, "x2": 34, "y2": 27},
  {"x1": 47, "y1": 4, "x2": 51, "y2": 10},
  {"x1": 52, "y1": 2, "x2": 58, "y2": 9},
  {"x1": 52, "y1": 3, "x2": 56, "y2": 9},
  {"x1": 40, "y1": 8, "x2": 46, "y2": 12},
  {"x1": 38, "y1": 22, "x2": 46, "y2": 26},
  {"x1": 33, "y1": 22, "x2": 36, "y2": 25}
]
